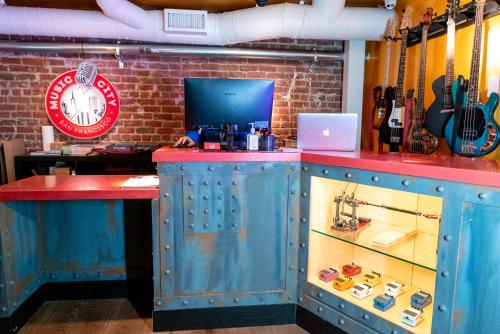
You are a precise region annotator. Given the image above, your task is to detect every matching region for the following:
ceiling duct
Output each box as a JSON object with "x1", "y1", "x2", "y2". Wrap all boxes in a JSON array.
[{"x1": 0, "y1": 0, "x2": 394, "y2": 44}]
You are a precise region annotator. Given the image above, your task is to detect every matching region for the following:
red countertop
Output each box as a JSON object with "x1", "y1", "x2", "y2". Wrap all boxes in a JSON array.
[
  {"x1": 153, "y1": 147, "x2": 500, "y2": 187},
  {"x1": 0, "y1": 175, "x2": 159, "y2": 201}
]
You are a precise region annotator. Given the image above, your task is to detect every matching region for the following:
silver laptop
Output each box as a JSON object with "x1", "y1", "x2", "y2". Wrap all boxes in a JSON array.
[{"x1": 297, "y1": 113, "x2": 358, "y2": 151}]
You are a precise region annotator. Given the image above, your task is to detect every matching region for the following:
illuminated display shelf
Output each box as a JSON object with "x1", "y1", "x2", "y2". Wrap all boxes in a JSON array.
[
  {"x1": 308, "y1": 274, "x2": 434, "y2": 334},
  {"x1": 311, "y1": 221, "x2": 438, "y2": 272}
]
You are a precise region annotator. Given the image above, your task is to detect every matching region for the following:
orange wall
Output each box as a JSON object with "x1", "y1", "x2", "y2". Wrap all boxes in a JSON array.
[{"x1": 362, "y1": 0, "x2": 500, "y2": 159}]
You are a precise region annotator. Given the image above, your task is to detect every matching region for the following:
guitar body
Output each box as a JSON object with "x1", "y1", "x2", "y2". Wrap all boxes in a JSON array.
[
  {"x1": 444, "y1": 80, "x2": 500, "y2": 156},
  {"x1": 406, "y1": 96, "x2": 439, "y2": 153},
  {"x1": 426, "y1": 75, "x2": 451, "y2": 138},
  {"x1": 378, "y1": 87, "x2": 401, "y2": 151},
  {"x1": 372, "y1": 86, "x2": 385, "y2": 130}
]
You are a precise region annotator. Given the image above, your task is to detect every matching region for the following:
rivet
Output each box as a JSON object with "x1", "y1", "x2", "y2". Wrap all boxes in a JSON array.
[
  {"x1": 318, "y1": 306, "x2": 323, "y2": 312},
  {"x1": 232, "y1": 223, "x2": 237, "y2": 228},
  {"x1": 180, "y1": 166, "x2": 186, "y2": 171},
  {"x1": 391, "y1": 330, "x2": 399, "y2": 334},
  {"x1": 288, "y1": 295, "x2": 293, "y2": 300},
  {"x1": 165, "y1": 270, "x2": 171, "y2": 275},
  {"x1": 218, "y1": 223, "x2": 223, "y2": 228},
  {"x1": 13, "y1": 302, "x2": 17, "y2": 307},
  {"x1": 203, "y1": 181, "x2": 209, "y2": 185},
  {"x1": 438, "y1": 305, "x2": 447, "y2": 312},
  {"x1": 75, "y1": 274, "x2": 80, "y2": 278},
  {"x1": 338, "y1": 319, "x2": 345, "y2": 325},
  {"x1": 363, "y1": 314, "x2": 370, "y2": 321},
  {"x1": 289, "y1": 241, "x2": 294, "y2": 246},
  {"x1": 232, "y1": 208, "x2": 237, "y2": 213},
  {"x1": 217, "y1": 181, "x2": 222, "y2": 186},
  {"x1": 183, "y1": 300, "x2": 188, "y2": 305},
  {"x1": 188, "y1": 195, "x2": 194, "y2": 200},
  {"x1": 441, "y1": 270, "x2": 449, "y2": 278},
  {"x1": 291, "y1": 166, "x2": 297, "y2": 171},
  {"x1": 290, "y1": 217, "x2": 295, "y2": 222},
  {"x1": 188, "y1": 181, "x2": 194, "y2": 186},
  {"x1": 302, "y1": 166, "x2": 308, "y2": 171},
  {"x1": 203, "y1": 195, "x2": 208, "y2": 200},
  {"x1": 317, "y1": 292, "x2": 323, "y2": 298},
  {"x1": 300, "y1": 268, "x2": 305, "y2": 273},
  {"x1": 298, "y1": 297, "x2": 304, "y2": 302},
  {"x1": 164, "y1": 245, "x2": 171, "y2": 250},
  {"x1": 208, "y1": 166, "x2": 214, "y2": 171},
  {"x1": 218, "y1": 209, "x2": 223, "y2": 214},
  {"x1": 204, "y1": 209, "x2": 209, "y2": 214},
  {"x1": 291, "y1": 190, "x2": 296, "y2": 195},
  {"x1": 300, "y1": 243, "x2": 306, "y2": 248},
  {"x1": 189, "y1": 209, "x2": 194, "y2": 215},
  {"x1": 218, "y1": 195, "x2": 223, "y2": 200},
  {"x1": 478, "y1": 193, "x2": 489, "y2": 200},
  {"x1": 156, "y1": 301, "x2": 161, "y2": 306},
  {"x1": 234, "y1": 166, "x2": 240, "y2": 171},
  {"x1": 203, "y1": 223, "x2": 209, "y2": 228},
  {"x1": 339, "y1": 303, "x2": 345, "y2": 309},
  {"x1": 301, "y1": 192, "x2": 307, "y2": 197},
  {"x1": 121, "y1": 272, "x2": 126, "y2": 277},
  {"x1": 51, "y1": 274, "x2": 56, "y2": 279},
  {"x1": 164, "y1": 218, "x2": 170, "y2": 224},
  {"x1": 261, "y1": 165, "x2": 266, "y2": 170},
  {"x1": 189, "y1": 224, "x2": 194, "y2": 228},
  {"x1": 289, "y1": 265, "x2": 294, "y2": 271},
  {"x1": 6, "y1": 253, "x2": 10, "y2": 257},
  {"x1": 402, "y1": 180, "x2": 410, "y2": 186},
  {"x1": 0, "y1": 284, "x2": 4, "y2": 289},
  {"x1": 323, "y1": 169, "x2": 329, "y2": 174},
  {"x1": 164, "y1": 192, "x2": 170, "y2": 198},
  {"x1": 371, "y1": 176, "x2": 379, "y2": 182},
  {"x1": 444, "y1": 234, "x2": 452, "y2": 241},
  {"x1": 98, "y1": 273, "x2": 103, "y2": 277},
  {"x1": 232, "y1": 181, "x2": 237, "y2": 185},
  {"x1": 436, "y1": 186, "x2": 444, "y2": 192},
  {"x1": 301, "y1": 218, "x2": 306, "y2": 223},
  {"x1": 1, "y1": 307, "x2": 6, "y2": 313},
  {"x1": 234, "y1": 298, "x2": 240, "y2": 303},
  {"x1": 232, "y1": 194, "x2": 237, "y2": 199},
  {"x1": 209, "y1": 299, "x2": 214, "y2": 304},
  {"x1": 9, "y1": 281, "x2": 13, "y2": 285}
]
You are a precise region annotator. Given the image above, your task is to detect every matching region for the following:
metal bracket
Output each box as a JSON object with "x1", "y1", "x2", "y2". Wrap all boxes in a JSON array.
[{"x1": 115, "y1": 42, "x2": 124, "y2": 69}]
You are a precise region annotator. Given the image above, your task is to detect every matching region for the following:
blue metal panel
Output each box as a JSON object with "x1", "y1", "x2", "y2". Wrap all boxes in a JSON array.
[
  {"x1": 41, "y1": 200, "x2": 126, "y2": 281},
  {"x1": 450, "y1": 202, "x2": 500, "y2": 334}
]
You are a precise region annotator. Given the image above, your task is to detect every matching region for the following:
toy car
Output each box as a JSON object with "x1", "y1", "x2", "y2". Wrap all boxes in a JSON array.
[
  {"x1": 411, "y1": 291, "x2": 433, "y2": 309},
  {"x1": 342, "y1": 263, "x2": 362, "y2": 277},
  {"x1": 350, "y1": 283, "x2": 373, "y2": 299},
  {"x1": 401, "y1": 306, "x2": 425, "y2": 327},
  {"x1": 363, "y1": 271, "x2": 382, "y2": 287},
  {"x1": 384, "y1": 281, "x2": 406, "y2": 297},
  {"x1": 319, "y1": 268, "x2": 339, "y2": 282},
  {"x1": 333, "y1": 275, "x2": 354, "y2": 291},
  {"x1": 373, "y1": 293, "x2": 396, "y2": 312}
]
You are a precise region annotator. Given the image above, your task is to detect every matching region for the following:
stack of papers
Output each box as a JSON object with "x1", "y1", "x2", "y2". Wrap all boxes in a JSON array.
[{"x1": 121, "y1": 175, "x2": 159, "y2": 188}]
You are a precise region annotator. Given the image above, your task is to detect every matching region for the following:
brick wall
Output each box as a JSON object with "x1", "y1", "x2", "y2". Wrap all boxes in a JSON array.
[{"x1": 0, "y1": 38, "x2": 343, "y2": 151}]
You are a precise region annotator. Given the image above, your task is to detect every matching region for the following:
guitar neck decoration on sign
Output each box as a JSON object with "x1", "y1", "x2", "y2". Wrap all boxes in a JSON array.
[{"x1": 45, "y1": 64, "x2": 120, "y2": 139}]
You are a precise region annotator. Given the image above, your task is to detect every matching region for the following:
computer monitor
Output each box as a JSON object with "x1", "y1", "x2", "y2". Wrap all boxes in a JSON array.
[{"x1": 184, "y1": 78, "x2": 274, "y2": 132}]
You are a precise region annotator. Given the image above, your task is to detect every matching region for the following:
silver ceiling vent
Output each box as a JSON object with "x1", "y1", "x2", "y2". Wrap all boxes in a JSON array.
[{"x1": 163, "y1": 9, "x2": 208, "y2": 35}]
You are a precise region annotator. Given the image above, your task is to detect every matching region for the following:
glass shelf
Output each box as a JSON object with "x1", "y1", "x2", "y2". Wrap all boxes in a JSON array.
[{"x1": 311, "y1": 220, "x2": 438, "y2": 272}]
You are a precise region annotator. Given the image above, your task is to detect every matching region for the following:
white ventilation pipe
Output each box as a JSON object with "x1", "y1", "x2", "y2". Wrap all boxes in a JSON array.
[
  {"x1": 96, "y1": 0, "x2": 149, "y2": 29},
  {"x1": 0, "y1": 0, "x2": 393, "y2": 44}
]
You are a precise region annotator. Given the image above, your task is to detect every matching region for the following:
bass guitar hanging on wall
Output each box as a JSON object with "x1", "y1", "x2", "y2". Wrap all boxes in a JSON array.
[
  {"x1": 379, "y1": 7, "x2": 413, "y2": 152},
  {"x1": 444, "y1": 0, "x2": 500, "y2": 156},
  {"x1": 405, "y1": 7, "x2": 438, "y2": 154}
]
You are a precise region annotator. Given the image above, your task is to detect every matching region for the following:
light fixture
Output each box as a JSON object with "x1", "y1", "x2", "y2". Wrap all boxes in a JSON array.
[{"x1": 255, "y1": 0, "x2": 268, "y2": 7}]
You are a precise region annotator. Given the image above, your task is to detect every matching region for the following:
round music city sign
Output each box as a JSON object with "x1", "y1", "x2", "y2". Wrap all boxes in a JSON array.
[{"x1": 45, "y1": 70, "x2": 120, "y2": 139}]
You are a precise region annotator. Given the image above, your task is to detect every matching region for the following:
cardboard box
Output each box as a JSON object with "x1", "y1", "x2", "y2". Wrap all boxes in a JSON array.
[{"x1": 1, "y1": 138, "x2": 26, "y2": 183}]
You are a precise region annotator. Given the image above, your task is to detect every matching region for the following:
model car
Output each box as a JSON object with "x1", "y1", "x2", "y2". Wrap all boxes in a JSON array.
[
  {"x1": 411, "y1": 291, "x2": 433, "y2": 309},
  {"x1": 342, "y1": 263, "x2": 362, "y2": 277},
  {"x1": 384, "y1": 281, "x2": 406, "y2": 297},
  {"x1": 363, "y1": 271, "x2": 382, "y2": 287},
  {"x1": 350, "y1": 283, "x2": 373, "y2": 299},
  {"x1": 333, "y1": 275, "x2": 354, "y2": 291},
  {"x1": 401, "y1": 306, "x2": 425, "y2": 327},
  {"x1": 373, "y1": 293, "x2": 396, "y2": 312},
  {"x1": 319, "y1": 268, "x2": 339, "y2": 282}
]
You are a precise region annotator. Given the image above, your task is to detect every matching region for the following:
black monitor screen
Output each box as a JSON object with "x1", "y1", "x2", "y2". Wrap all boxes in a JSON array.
[{"x1": 184, "y1": 78, "x2": 274, "y2": 132}]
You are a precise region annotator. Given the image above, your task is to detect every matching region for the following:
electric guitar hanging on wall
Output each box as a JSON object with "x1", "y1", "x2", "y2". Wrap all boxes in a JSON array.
[
  {"x1": 426, "y1": 0, "x2": 461, "y2": 138},
  {"x1": 406, "y1": 8, "x2": 439, "y2": 154},
  {"x1": 372, "y1": 19, "x2": 396, "y2": 130},
  {"x1": 444, "y1": 0, "x2": 500, "y2": 156},
  {"x1": 379, "y1": 8, "x2": 412, "y2": 152}
]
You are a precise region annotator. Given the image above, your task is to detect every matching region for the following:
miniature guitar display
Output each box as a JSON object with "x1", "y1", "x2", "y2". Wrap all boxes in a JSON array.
[
  {"x1": 379, "y1": 8, "x2": 412, "y2": 152},
  {"x1": 444, "y1": 0, "x2": 500, "y2": 156},
  {"x1": 405, "y1": 8, "x2": 439, "y2": 154},
  {"x1": 372, "y1": 18, "x2": 396, "y2": 130},
  {"x1": 426, "y1": 0, "x2": 461, "y2": 138}
]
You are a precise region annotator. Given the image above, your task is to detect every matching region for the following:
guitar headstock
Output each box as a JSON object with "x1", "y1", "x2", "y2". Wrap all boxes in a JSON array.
[
  {"x1": 421, "y1": 7, "x2": 434, "y2": 26},
  {"x1": 399, "y1": 7, "x2": 413, "y2": 32},
  {"x1": 446, "y1": 0, "x2": 460, "y2": 22}
]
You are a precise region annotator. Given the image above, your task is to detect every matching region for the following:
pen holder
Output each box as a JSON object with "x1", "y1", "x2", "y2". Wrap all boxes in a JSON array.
[{"x1": 259, "y1": 135, "x2": 281, "y2": 151}]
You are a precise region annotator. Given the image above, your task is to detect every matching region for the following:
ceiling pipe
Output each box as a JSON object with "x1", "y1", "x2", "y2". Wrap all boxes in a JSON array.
[
  {"x1": 0, "y1": 41, "x2": 343, "y2": 61},
  {"x1": 96, "y1": 0, "x2": 150, "y2": 29},
  {"x1": 0, "y1": 0, "x2": 393, "y2": 44}
]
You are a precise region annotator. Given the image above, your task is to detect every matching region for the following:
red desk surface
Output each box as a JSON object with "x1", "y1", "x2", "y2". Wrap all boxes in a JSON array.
[
  {"x1": 0, "y1": 175, "x2": 159, "y2": 201},
  {"x1": 153, "y1": 147, "x2": 500, "y2": 187}
]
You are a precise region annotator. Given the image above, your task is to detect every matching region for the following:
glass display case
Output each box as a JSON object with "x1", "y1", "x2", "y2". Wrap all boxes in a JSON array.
[{"x1": 307, "y1": 176, "x2": 442, "y2": 334}]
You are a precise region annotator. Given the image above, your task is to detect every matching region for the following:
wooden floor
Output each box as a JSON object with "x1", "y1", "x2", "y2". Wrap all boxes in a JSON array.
[{"x1": 19, "y1": 299, "x2": 308, "y2": 334}]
